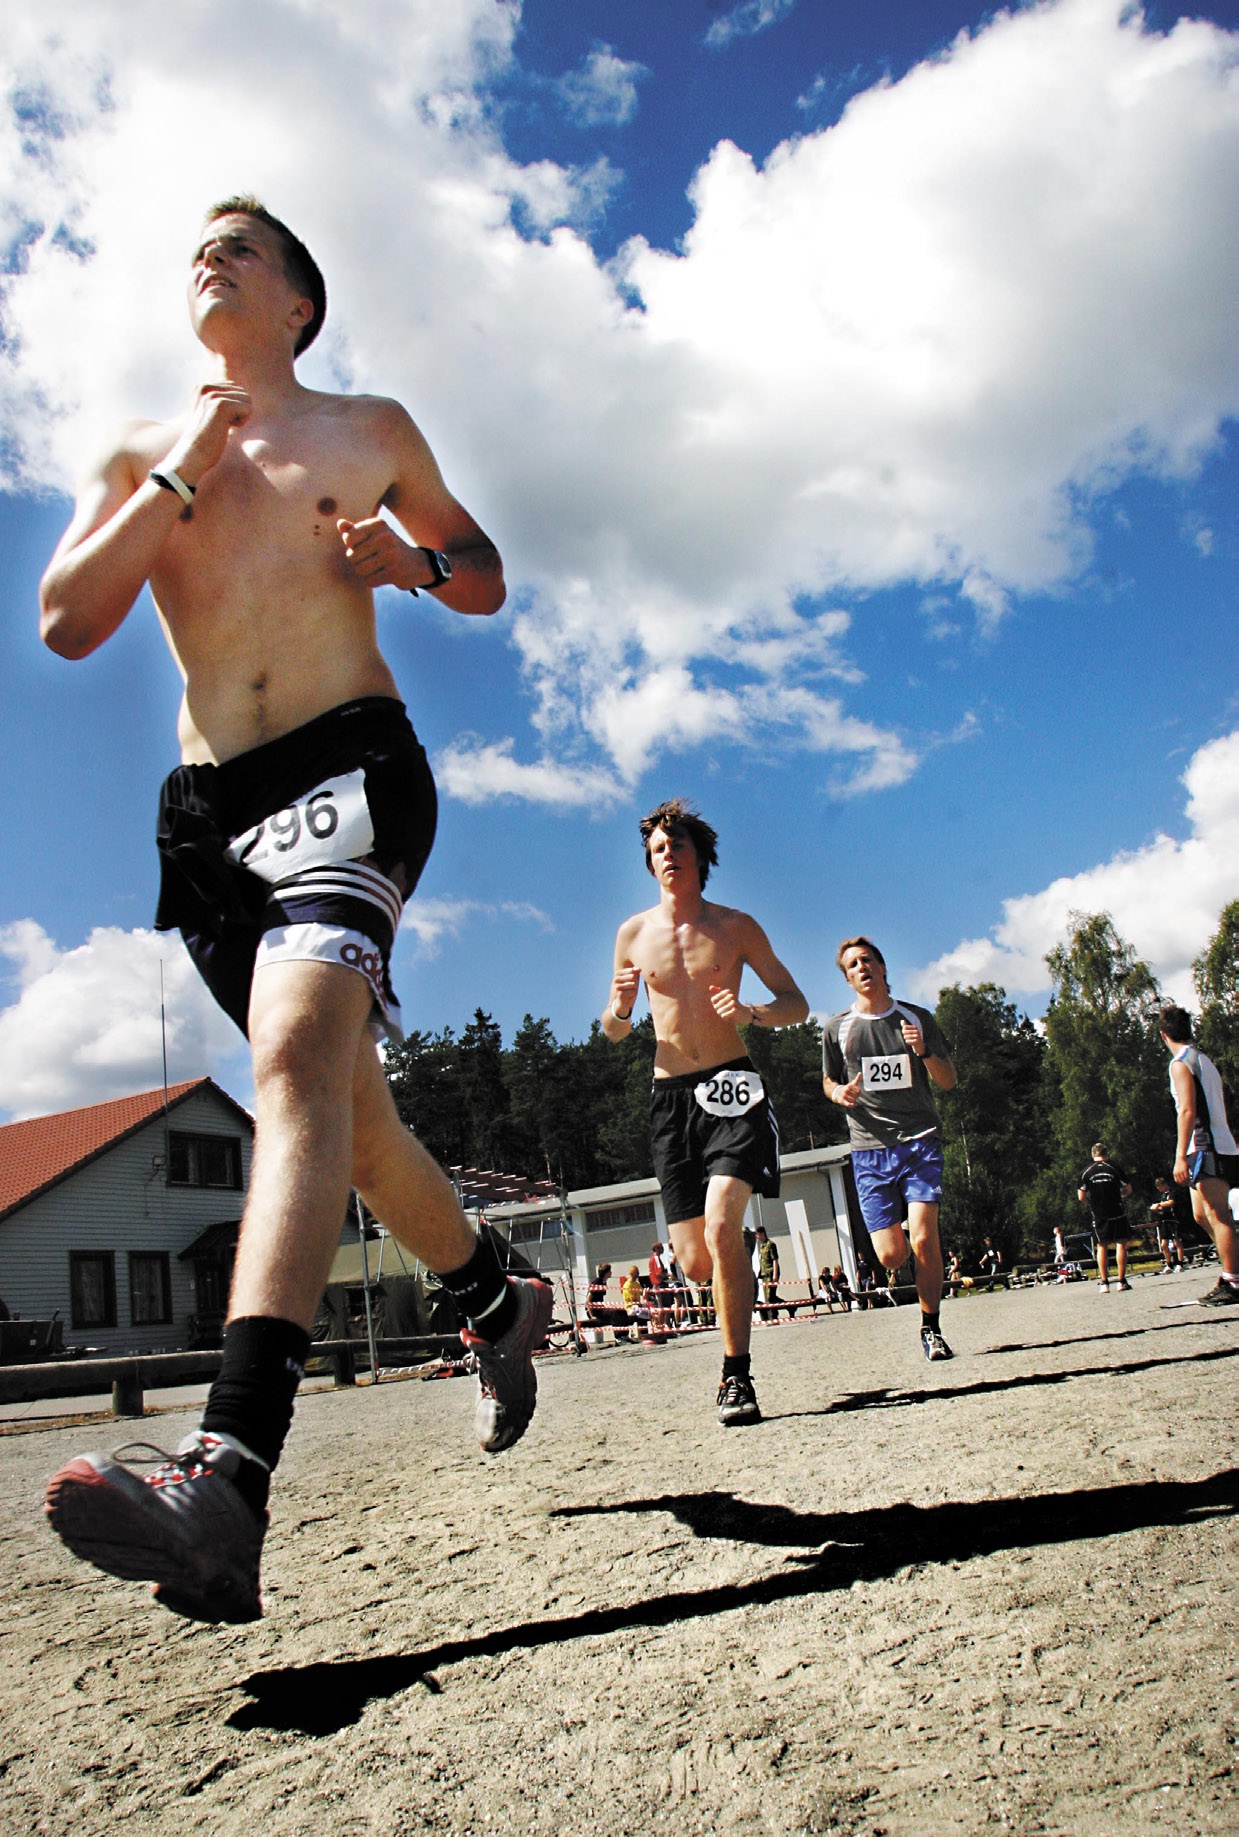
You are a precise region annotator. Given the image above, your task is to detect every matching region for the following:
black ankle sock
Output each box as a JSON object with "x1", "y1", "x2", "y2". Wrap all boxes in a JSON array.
[
  {"x1": 721, "y1": 1352, "x2": 751, "y2": 1381},
  {"x1": 438, "y1": 1235, "x2": 518, "y2": 1340},
  {"x1": 922, "y1": 1310, "x2": 941, "y2": 1333},
  {"x1": 201, "y1": 1316, "x2": 310, "y2": 1514}
]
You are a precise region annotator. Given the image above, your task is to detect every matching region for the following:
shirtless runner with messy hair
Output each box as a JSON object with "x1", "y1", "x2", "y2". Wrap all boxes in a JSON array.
[{"x1": 603, "y1": 798, "x2": 808, "y2": 1427}]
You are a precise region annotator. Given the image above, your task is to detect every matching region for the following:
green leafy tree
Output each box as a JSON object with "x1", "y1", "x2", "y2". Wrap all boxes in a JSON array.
[
  {"x1": 934, "y1": 983, "x2": 1049, "y2": 1265},
  {"x1": 1036, "y1": 912, "x2": 1171, "y2": 1237},
  {"x1": 592, "y1": 1015, "x2": 658, "y2": 1182},
  {"x1": 743, "y1": 1019, "x2": 847, "y2": 1152},
  {"x1": 1192, "y1": 899, "x2": 1239, "y2": 1098},
  {"x1": 384, "y1": 1027, "x2": 465, "y2": 1167}
]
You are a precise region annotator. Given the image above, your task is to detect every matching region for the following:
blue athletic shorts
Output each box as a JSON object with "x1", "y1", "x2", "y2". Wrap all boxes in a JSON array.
[
  {"x1": 1187, "y1": 1148, "x2": 1239, "y2": 1189},
  {"x1": 852, "y1": 1136, "x2": 944, "y2": 1235}
]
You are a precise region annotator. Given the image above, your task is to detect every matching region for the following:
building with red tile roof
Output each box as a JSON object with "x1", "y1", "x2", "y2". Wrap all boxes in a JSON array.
[{"x1": 0, "y1": 1080, "x2": 254, "y2": 1354}]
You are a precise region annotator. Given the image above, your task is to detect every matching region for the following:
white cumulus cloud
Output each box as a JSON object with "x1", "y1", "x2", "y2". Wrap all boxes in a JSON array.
[
  {"x1": 0, "y1": 0, "x2": 1235, "y2": 806},
  {"x1": 555, "y1": 45, "x2": 648, "y2": 127},
  {"x1": 706, "y1": 0, "x2": 798, "y2": 52},
  {"x1": 909, "y1": 729, "x2": 1239, "y2": 1007},
  {"x1": 434, "y1": 737, "x2": 626, "y2": 808},
  {"x1": 401, "y1": 893, "x2": 554, "y2": 956},
  {"x1": 0, "y1": 923, "x2": 245, "y2": 1121}
]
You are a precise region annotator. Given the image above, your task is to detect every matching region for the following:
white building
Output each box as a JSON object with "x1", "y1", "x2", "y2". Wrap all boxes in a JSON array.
[
  {"x1": 482, "y1": 1142, "x2": 864, "y2": 1298},
  {"x1": 0, "y1": 1079, "x2": 254, "y2": 1355}
]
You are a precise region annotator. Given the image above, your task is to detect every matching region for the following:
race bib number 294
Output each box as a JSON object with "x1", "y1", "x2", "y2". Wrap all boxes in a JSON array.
[
  {"x1": 861, "y1": 1053, "x2": 912, "y2": 1091},
  {"x1": 695, "y1": 1068, "x2": 764, "y2": 1118}
]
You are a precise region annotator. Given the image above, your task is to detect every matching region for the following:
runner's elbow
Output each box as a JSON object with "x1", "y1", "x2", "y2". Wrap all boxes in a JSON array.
[{"x1": 39, "y1": 596, "x2": 101, "y2": 660}]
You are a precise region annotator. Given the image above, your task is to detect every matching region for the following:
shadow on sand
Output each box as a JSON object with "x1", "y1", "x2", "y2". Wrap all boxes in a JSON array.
[
  {"x1": 228, "y1": 1467, "x2": 1237, "y2": 1737},
  {"x1": 809, "y1": 1341, "x2": 1238, "y2": 1416}
]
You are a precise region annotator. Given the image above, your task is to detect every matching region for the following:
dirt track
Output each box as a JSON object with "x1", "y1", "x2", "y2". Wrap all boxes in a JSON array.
[{"x1": 1, "y1": 1275, "x2": 1236, "y2": 1836}]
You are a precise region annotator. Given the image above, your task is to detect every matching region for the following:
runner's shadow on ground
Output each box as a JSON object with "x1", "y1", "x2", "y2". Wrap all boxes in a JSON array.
[
  {"x1": 778, "y1": 1342, "x2": 1239, "y2": 1417},
  {"x1": 227, "y1": 1467, "x2": 1237, "y2": 1737},
  {"x1": 980, "y1": 1316, "x2": 1232, "y2": 1357}
]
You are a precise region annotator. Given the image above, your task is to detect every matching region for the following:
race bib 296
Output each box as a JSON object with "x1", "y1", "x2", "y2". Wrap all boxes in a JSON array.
[{"x1": 226, "y1": 770, "x2": 374, "y2": 885}]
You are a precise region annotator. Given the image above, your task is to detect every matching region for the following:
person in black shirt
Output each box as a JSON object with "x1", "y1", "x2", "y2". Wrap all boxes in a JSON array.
[
  {"x1": 1077, "y1": 1142, "x2": 1133, "y2": 1292},
  {"x1": 1149, "y1": 1175, "x2": 1190, "y2": 1274}
]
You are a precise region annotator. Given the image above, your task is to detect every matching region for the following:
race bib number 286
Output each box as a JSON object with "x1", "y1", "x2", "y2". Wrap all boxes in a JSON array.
[{"x1": 695, "y1": 1068, "x2": 764, "y2": 1118}]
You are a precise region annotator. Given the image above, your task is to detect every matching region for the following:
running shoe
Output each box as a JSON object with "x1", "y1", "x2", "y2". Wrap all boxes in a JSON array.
[
  {"x1": 1097, "y1": 1281, "x2": 1110, "y2": 1293},
  {"x1": 462, "y1": 1277, "x2": 553, "y2": 1453},
  {"x1": 1197, "y1": 1277, "x2": 1239, "y2": 1307},
  {"x1": 920, "y1": 1326, "x2": 955, "y2": 1362},
  {"x1": 44, "y1": 1430, "x2": 265, "y2": 1623},
  {"x1": 716, "y1": 1374, "x2": 762, "y2": 1426},
  {"x1": 1114, "y1": 1278, "x2": 1131, "y2": 1291}
]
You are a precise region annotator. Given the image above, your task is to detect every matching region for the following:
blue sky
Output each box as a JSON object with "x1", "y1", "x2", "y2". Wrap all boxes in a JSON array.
[{"x1": 0, "y1": 0, "x2": 1236, "y2": 1120}]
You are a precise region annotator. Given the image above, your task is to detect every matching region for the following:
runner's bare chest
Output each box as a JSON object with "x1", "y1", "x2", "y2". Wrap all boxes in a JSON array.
[
  {"x1": 639, "y1": 912, "x2": 743, "y2": 1004},
  {"x1": 148, "y1": 409, "x2": 394, "y2": 604}
]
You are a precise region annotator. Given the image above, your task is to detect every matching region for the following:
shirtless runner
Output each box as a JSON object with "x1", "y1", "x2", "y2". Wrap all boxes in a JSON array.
[
  {"x1": 602, "y1": 799, "x2": 808, "y2": 1424},
  {"x1": 39, "y1": 196, "x2": 551, "y2": 1625}
]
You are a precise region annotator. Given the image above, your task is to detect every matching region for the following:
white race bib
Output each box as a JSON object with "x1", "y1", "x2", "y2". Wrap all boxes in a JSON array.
[
  {"x1": 226, "y1": 771, "x2": 375, "y2": 885},
  {"x1": 861, "y1": 1053, "x2": 913, "y2": 1092},
  {"x1": 695, "y1": 1068, "x2": 764, "y2": 1117}
]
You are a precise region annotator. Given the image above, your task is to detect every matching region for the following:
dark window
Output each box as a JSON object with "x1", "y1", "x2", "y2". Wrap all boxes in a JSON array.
[
  {"x1": 129, "y1": 1252, "x2": 172, "y2": 1326},
  {"x1": 167, "y1": 1132, "x2": 242, "y2": 1190},
  {"x1": 586, "y1": 1200, "x2": 657, "y2": 1233},
  {"x1": 511, "y1": 1216, "x2": 570, "y2": 1244},
  {"x1": 70, "y1": 1252, "x2": 116, "y2": 1329}
]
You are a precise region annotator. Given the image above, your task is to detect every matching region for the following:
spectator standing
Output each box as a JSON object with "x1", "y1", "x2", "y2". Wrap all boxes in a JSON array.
[{"x1": 1078, "y1": 1143, "x2": 1133, "y2": 1293}]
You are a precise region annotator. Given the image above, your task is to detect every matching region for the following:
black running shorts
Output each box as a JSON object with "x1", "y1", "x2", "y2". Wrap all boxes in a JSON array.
[
  {"x1": 649, "y1": 1057, "x2": 780, "y2": 1226},
  {"x1": 154, "y1": 697, "x2": 436, "y2": 1040}
]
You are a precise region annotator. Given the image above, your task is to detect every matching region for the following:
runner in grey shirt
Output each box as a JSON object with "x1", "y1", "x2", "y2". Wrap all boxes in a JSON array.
[{"x1": 822, "y1": 936, "x2": 957, "y2": 1361}]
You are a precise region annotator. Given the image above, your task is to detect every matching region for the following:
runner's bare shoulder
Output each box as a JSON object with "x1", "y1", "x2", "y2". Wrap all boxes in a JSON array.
[{"x1": 54, "y1": 417, "x2": 180, "y2": 552}]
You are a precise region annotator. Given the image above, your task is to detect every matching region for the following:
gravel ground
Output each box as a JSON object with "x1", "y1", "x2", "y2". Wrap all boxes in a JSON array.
[{"x1": 1, "y1": 1273, "x2": 1236, "y2": 1836}]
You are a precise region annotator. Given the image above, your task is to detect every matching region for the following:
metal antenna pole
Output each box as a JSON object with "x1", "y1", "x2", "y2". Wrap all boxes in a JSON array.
[{"x1": 355, "y1": 1192, "x2": 380, "y2": 1385}]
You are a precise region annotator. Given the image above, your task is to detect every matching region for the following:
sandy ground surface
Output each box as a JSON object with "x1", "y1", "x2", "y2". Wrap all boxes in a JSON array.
[{"x1": 1, "y1": 1275, "x2": 1236, "y2": 1837}]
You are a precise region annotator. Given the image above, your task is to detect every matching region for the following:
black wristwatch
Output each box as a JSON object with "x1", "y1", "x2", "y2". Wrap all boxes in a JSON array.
[{"x1": 423, "y1": 547, "x2": 452, "y2": 588}]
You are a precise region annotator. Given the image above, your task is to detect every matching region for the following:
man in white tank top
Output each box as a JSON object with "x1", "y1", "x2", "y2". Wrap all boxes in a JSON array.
[{"x1": 1158, "y1": 1005, "x2": 1239, "y2": 1307}]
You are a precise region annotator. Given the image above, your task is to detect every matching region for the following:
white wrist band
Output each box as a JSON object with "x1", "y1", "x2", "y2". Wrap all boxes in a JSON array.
[{"x1": 150, "y1": 466, "x2": 195, "y2": 507}]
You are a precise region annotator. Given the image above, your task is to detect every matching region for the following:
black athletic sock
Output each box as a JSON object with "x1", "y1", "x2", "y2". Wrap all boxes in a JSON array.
[
  {"x1": 721, "y1": 1352, "x2": 752, "y2": 1381},
  {"x1": 438, "y1": 1234, "x2": 519, "y2": 1341},
  {"x1": 921, "y1": 1309, "x2": 941, "y2": 1333},
  {"x1": 201, "y1": 1315, "x2": 310, "y2": 1517}
]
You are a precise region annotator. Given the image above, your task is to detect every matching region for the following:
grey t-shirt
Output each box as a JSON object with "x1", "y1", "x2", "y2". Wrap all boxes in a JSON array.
[{"x1": 822, "y1": 999, "x2": 950, "y2": 1152}]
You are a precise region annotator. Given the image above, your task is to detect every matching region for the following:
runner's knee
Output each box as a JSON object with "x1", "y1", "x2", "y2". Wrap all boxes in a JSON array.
[{"x1": 873, "y1": 1230, "x2": 909, "y2": 1270}]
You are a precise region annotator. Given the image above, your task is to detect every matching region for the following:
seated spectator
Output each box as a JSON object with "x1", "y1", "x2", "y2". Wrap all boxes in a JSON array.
[
  {"x1": 586, "y1": 1263, "x2": 633, "y2": 1339},
  {"x1": 826, "y1": 1264, "x2": 856, "y2": 1309},
  {"x1": 621, "y1": 1265, "x2": 650, "y2": 1330}
]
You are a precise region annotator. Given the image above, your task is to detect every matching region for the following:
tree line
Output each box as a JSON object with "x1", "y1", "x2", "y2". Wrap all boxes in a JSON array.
[{"x1": 382, "y1": 900, "x2": 1239, "y2": 1270}]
